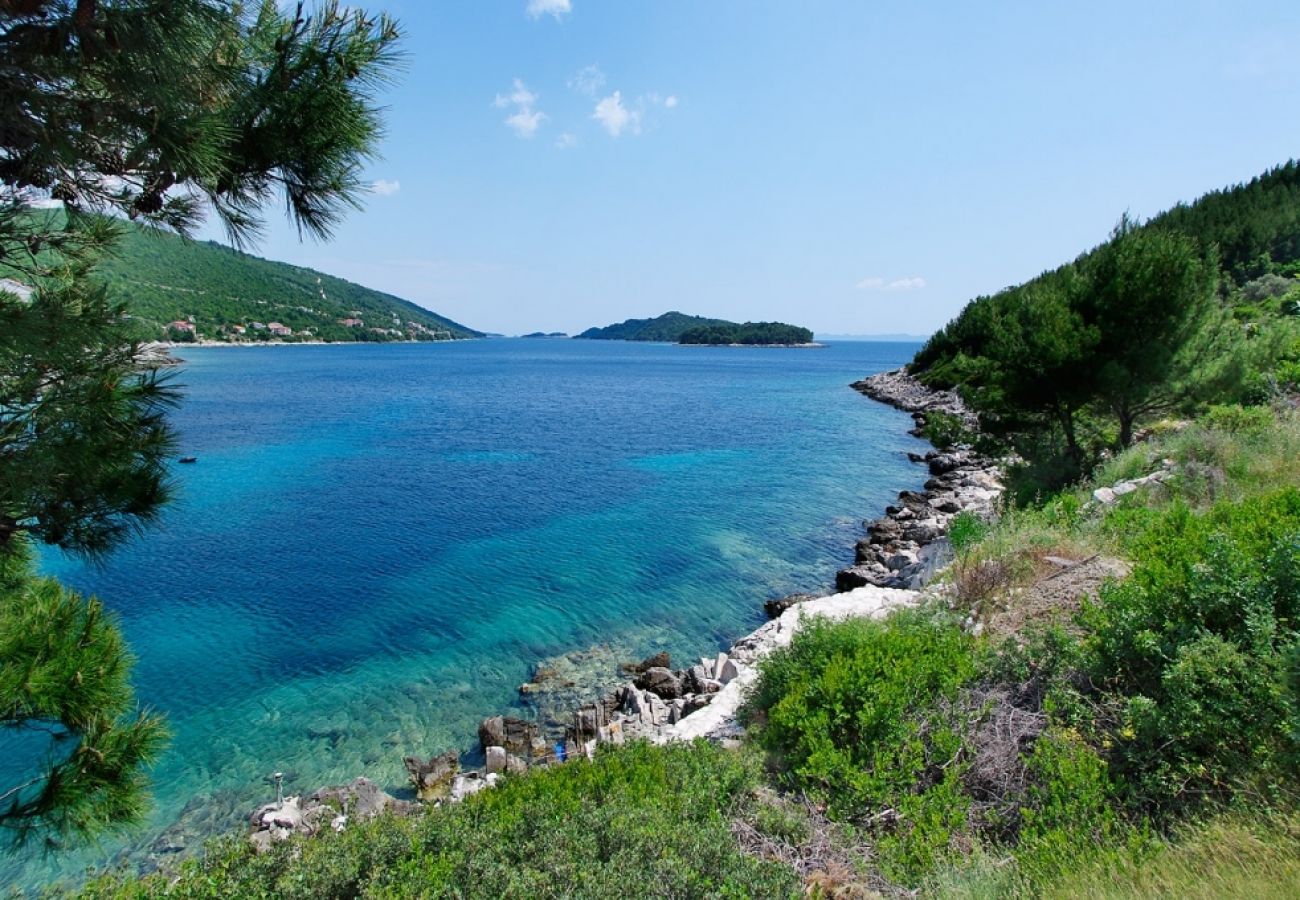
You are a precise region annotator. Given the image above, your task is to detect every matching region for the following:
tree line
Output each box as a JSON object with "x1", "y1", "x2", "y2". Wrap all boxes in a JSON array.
[{"x1": 912, "y1": 164, "x2": 1300, "y2": 496}]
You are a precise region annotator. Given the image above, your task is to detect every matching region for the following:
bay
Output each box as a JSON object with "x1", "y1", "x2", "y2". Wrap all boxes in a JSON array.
[{"x1": 5, "y1": 338, "x2": 926, "y2": 888}]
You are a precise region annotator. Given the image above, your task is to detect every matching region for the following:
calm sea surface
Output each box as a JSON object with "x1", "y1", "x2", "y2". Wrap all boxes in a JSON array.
[{"x1": 6, "y1": 338, "x2": 926, "y2": 888}]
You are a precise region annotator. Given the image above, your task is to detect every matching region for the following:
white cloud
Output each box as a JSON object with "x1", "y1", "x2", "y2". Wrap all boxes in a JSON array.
[
  {"x1": 506, "y1": 109, "x2": 546, "y2": 138},
  {"x1": 494, "y1": 78, "x2": 537, "y2": 110},
  {"x1": 568, "y1": 64, "x2": 605, "y2": 97},
  {"x1": 495, "y1": 78, "x2": 546, "y2": 138},
  {"x1": 856, "y1": 276, "x2": 927, "y2": 291},
  {"x1": 593, "y1": 91, "x2": 640, "y2": 137},
  {"x1": 664, "y1": 95, "x2": 678, "y2": 108},
  {"x1": 526, "y1": 0, "x2": 571, "y2": 20},
  {"x1": 370, "y1": 179, "x2": 401, "y2": 196},
  {"x1": 555, "y1": 132, "x2": 579, "y2": 150}
]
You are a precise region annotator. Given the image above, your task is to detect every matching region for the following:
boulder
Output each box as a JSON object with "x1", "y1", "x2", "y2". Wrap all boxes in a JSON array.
[
  {"x1": 403, "y1": 751, "x2": 459, "y2": 803},
  {"x1": 635, "y1": 666, "x2": 683, "y2": 699},
  {"x1": 478, "y1": 716, "x2": 505, "y2": 751},
  {"x1": 764, "y1": 593, "x2": 815, "y2": 619},
  {"x1": 717, "y1": 657, "x2": 741, "y2": 684},
  {"x1": 685, "y1": 694, "x2": 715, "y2": 714},
  {"x1": 501, "y1": 717, "x2": 540, "y2": 756},
  {"x1": 305, "y1": 777, "x2": 409, "y2": 821},
  {"x1": 624, "y1": 651, "x2": 670, "y2": 673},
  {"x1": 927, "y1": 453, "x2": 963, "y2": 475},
  {"x1": 683, "y1": 664, "x2": 711, "y2": 695},
  {"x1": 574, "y1": 704, "x2": 602, "y2": 738},
  {"x1": 485, "y1": 745, "x2": 507, "y2": 775},
  {"x1": 451, "y1": 773, "x2": 489, "y2": 802}
]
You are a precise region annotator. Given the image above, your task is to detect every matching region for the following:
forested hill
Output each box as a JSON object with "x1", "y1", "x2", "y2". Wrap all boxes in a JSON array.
[
  {"x1": 576, "y1": 310, "x2": 812, "y2": 344},
  {"x1": 89, "y1": 223, "x2": 481, "y2": 343},
  {"x1": 913, "y1": 161, "x2": 1300, "y2": 382},
  {"x1": 575, "y1": 311, "x2": 731, "y2": 341},
  {"x1": 901, "y1": 159, "x2": 1300, "y2": 501}
]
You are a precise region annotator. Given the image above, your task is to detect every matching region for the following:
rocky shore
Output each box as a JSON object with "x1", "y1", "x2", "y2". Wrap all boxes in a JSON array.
[
  {"x1": 835, "y1": 368, "x2": 1002, "y2": 592},
  {"x1": 244, "y1": 366, "x2": 1006, "y2": 849}
]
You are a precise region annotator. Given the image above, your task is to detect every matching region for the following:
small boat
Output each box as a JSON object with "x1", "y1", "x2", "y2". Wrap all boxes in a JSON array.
[{"x1": 179, "y1": 456, "x2": 198, "y2": 464}]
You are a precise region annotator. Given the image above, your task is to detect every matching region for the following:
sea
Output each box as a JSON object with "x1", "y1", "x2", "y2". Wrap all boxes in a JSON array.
[{"x1": 3, "y1": 337, "x2": 926, "y2": 890}]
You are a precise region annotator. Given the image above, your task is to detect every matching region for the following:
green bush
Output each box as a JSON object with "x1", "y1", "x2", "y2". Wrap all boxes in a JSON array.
[
  {"x1": 1079, "y1": 490, "x2": 1300, "y2": 816},
  {"x1": 77, "y1": 741, "x2": 798, "y2": 899},
  {"x1": 919, "y1": 410, "x2": 971, "y2": 450},
  {"x1": 744, "y1": 613, "x2": 976, "y2": 881},
  {"x1": 1203, "y1": 403, "x2": 1275, "y2": 435},
  {"x1": 948, "y1": 511, "x2": 989, "y2": 556}
]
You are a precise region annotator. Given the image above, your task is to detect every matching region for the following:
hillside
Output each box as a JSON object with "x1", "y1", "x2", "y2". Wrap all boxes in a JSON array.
[
  {"x1": 576, "y1": 311, "x2": 812, "y2": 344},
  {"x1": 575, "y1": 311, "x2": 730, "y2": 341},
  {"x1": 86, "y1": 223, "x2": 481, "y2": 343},
  {"x1": 913, "y1": 161, "x2": 1300, "y2": 383}
]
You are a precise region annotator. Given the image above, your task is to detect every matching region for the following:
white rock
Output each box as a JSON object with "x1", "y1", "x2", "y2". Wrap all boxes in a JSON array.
[
  {"x1": 718, "y1": 657, "x2": 741, "y2": 684},
  {"x1": 1093, "y1": 487, "x2": 1117, "y2": 504},
  {"x1": 485, "y1": 745, "x2": 507, "y2": 775},
  {"x1": 1112, "y1": 481, "x2": 1138, "y2": 496},
  {"x1": 658, "y1": 585, "x2": 918, "y2": 743}
]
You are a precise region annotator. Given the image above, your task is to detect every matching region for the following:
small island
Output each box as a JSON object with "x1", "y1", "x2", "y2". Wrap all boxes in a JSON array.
[
  {"x1": 678, "y1": 321, "x2": 814, "y2": 346},
  {"x1": 576, "y1": 310, "x2": 815, "y2": 345}
]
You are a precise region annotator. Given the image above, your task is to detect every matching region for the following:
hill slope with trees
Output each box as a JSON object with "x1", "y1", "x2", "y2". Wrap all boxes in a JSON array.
[
  {"x1": 94, "y1": 222, "x2": 481, "y2": 343},
  {"x1": 911, "y1": 161, "x2": 1300, "y2": 496}
]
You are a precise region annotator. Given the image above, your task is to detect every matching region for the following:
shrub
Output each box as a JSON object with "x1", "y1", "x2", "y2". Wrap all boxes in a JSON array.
[
  {"x1": 1079, "y1": 490, "x2": 1300, "y2": 816},
  {"x1": 77, "y1": 741, "x2": 798, "y2": 899},
  {"x1": 1203, "y1": 403, "x2": 1275, "y2": 435},
  {"x1": 744, "y1": 613, "x2": 977, "y2": 882},
  {"x1": 919, "y1": 410, "x2": 971, "y2": 450},
  {"x1": 948, "y1": 512, "x2": 989, "y2": 557}
]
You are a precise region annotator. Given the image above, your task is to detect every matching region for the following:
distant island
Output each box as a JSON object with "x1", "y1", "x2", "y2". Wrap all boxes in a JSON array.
[
  {"x1": 520, "y1": 331, "x2": 570, "y2": 339},
  {"x1": 576, "y1": 311, "x2": 814, "y2": 345}
]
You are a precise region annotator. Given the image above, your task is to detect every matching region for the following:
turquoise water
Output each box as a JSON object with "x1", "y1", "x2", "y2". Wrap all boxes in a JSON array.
[{"x1": 3, "y1": 338, "x2": 925, "y2": 888}]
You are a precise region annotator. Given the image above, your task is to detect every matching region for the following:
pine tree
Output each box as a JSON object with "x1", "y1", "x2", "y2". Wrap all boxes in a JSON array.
[{"x1": 1, "y1": 0, "x2": 401, "y2": 845}]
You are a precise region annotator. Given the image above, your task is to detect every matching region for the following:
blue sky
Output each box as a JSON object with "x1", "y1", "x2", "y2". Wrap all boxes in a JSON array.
[{"x1": 220, "y1": 1, "x2": 1300, "y2": 336}]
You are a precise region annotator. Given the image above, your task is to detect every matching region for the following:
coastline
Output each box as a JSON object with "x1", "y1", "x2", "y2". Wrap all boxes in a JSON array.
[{"x1": 242, "y1": 365, "x2": 1005, "y2": 847}]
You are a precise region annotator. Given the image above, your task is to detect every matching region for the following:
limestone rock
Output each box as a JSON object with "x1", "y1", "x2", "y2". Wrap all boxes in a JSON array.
[{"x1": 403, "y1": 751, "x2": 459, "y2": 802}]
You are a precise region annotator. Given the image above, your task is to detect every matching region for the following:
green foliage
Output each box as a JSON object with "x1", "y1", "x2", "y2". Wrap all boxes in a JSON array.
[
  {"x1": 0, "y1": 269, "x2": 179, "y2": 557},
  {"x1": 1, "y1": 1, "x2": 401, "y2": 258},
  {"x1": 919, "y1": 410, "x2": 971, "y2": 450},
  {"x1": 77, "y1": 741, "x2": 799, "y2": 899},
  {"x1": 1080, "y1": 490, "x2": 1300, "y2": 815},
  {"x1": 913, "y1": 163, "x2": 1300, "y2": 495},
  {"x1": 1203, "y1": 403, "x2": 1276, "y2": 435},
  {"x1": 947, "y1": 512, "x2": 989, "y2": 557},
  {"x1": 0, "y1": 544, "x2": 168, "y2": 845},
  {"x1": 1, "y1": 0, "x2": 408, "y2": 851},
  {"x1": 677, "y1": 322, "x2": 814, "y2": 345},
  {"x1": 1013, "y1": 729, "x2": 1123, "y2": 884},
  {"x1": 745, "y1": 613, "x2": 977, "y2": 881}
]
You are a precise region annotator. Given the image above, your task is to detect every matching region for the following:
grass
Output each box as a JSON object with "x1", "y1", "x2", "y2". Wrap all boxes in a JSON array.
[{"x1": 1045, "y1": 810, "x2": 1300, "y2": 900}]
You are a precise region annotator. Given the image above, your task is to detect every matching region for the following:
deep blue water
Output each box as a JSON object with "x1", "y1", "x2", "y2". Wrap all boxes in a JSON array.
[{"x1": 4, "y1": 338, "x2": 925, "y2": 888}]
